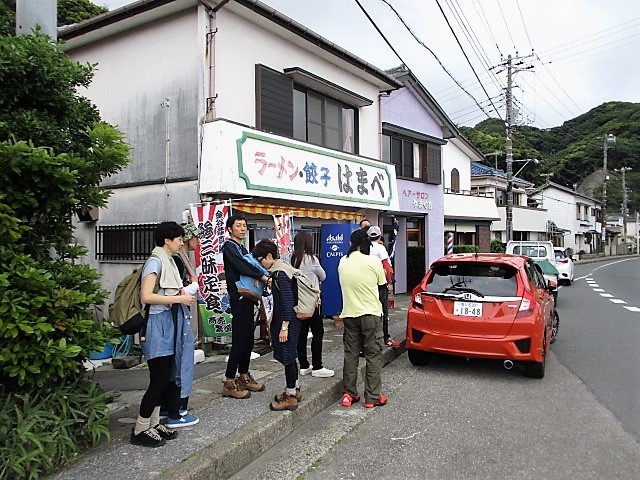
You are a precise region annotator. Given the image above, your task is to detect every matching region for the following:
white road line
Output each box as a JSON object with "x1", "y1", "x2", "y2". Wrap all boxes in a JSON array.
[
  {"x1": 589, "y1": 284, "x2": 600, "y2": 287},
  {"x1": 600, "y1": 293, "x2": 614, "y2": 298},
  {"x1": 624, "y1": 306, "x2": 640, "y2": 312},
  {"x1": 610, "y1": 299, "x2": 627, "y2": 304},
  {"x1": 593, "y1": 288, "x2": 605, "y2": 292}
]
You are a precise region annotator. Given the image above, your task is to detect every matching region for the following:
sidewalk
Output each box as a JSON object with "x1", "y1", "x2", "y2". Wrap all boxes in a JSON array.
[{"x1": 50, "y1": 295, "x2": 412, "y2": 480}]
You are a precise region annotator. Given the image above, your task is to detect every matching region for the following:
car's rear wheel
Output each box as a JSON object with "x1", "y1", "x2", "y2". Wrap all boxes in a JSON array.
[
  {"x1": 550, "y1": 310, "x2": 559, "y2": 344},
  {"x1": 524, "y1": 335, "x2": 546, "y2": 378},
  {"x1": 408, "y1": 349, "x2": 431, "y2": 366}
]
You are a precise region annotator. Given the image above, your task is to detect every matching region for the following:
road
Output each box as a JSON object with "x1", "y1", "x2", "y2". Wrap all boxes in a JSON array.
[
  {"x1": 233, "y1": 257, "x2": 640, "y2": 480},
  {"x1": 554, "y1": 257, "x2": 640, "y2": 441}
]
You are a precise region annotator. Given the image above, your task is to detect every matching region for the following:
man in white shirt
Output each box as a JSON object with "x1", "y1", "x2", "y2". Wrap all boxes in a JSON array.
[{"x1": 368, "y1": 226, "x2": 400, "y2": 348}]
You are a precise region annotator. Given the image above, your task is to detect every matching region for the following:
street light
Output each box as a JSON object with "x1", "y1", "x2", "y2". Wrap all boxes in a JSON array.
[{"x1": 506, "y1": 158, "x2": 538, "y2": 241}]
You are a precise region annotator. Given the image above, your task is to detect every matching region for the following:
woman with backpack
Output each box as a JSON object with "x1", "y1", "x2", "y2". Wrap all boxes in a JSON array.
[
  {"x1": 252, "y1": 239, "x2": 301, "y2": 411},
  {"x1": 132, "y1": 221, "x2": 199, "y2": 448},
  {"x1": 290, "y1": 232, "x2": 334, "y2": 378}
]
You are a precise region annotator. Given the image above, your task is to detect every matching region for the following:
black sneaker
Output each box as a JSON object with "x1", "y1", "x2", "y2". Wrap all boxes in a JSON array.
[
  {"x1": 130, "y1": 427, "x2": 166, "y2": 448},
  {"x1": 154, "y1": 423, "x2": 178, "y2": 440}
]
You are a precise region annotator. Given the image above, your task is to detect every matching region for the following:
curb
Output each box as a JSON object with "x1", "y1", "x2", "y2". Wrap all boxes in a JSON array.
[{"x1": 158, "y1": 342, "x2": 406, "y2": 480}]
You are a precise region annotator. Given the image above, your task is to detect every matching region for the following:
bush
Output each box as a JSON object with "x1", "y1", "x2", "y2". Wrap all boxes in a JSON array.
[
  {"x1": 491, "y1": 239, "x2": 505, "y2": 253},
  {"x1": 0, "y1": 377, "x2": 110, "y2": 480},
  {"x1": 453, "y1": 244, "x2": 479, "y2": 253}
]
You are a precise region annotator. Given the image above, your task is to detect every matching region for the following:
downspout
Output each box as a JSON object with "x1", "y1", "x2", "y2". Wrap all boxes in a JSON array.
[{"x1": 161, "y1": 97, "x2": 170, "y2": 219}]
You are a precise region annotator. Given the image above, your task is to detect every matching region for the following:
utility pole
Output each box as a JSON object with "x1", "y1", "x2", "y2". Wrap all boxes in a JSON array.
[
  {"x1": 505, "y1": 55, "x2": 514, "y2": 242},
  {"x1": 616, "y1": 166, "x2": 632, "y2": 253},
  {"x1": 602, "y1": 134, "x2": 616, "y2": 254},
  {"x1": 503, "y1": 54, "x2": 533, "y2": 242}
]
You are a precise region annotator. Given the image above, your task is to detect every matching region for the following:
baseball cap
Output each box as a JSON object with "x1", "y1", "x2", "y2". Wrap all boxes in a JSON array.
[{"x1": 367, "y1": 225, "x2": 381, "y2": 239}]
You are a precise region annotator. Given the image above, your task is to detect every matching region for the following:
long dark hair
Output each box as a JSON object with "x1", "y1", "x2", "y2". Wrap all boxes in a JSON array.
[
  {"x1": 290, "y1": 231, "x2": 315, "y2": 268},
  {"x1": 347, "y1": 229, "x2": 371, "y2": 257}
]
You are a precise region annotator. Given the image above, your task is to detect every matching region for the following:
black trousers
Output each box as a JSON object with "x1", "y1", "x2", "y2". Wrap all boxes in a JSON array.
[
  {"x1": 225, "y1": 298, "x2": 256, "y2": 379},
  {"x1": 139, "y1": 355, "x2": 180, "y2": 419},
  {"x1": 296, "y1": 306, "x2": 324, "y2": 370},
  {"x1": 379, "y1": 285, "x2": 390, "y2": 340}
]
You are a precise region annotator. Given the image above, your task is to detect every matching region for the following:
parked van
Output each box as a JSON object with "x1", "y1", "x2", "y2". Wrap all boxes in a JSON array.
[{"x1": 506, "y1": 241, "x2": 559, "y2": 300}]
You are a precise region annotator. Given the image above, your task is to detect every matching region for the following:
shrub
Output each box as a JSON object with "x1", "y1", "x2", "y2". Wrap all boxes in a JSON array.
[
  {"x1": 491, "y1": 239, "x2": 506, "y2": 253},
  {"x1": 453, "y1": 244, "x2": 479, "y2": 253},
  {"x1": 0, "y1": 377, "x2": 110, "y2": 480}
]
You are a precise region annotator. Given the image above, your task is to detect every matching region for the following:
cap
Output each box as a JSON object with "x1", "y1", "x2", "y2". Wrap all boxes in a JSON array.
[
  {"x1": 182, "y1": 222, "x2": 200, "y2": 241},
  {"x1": 367, "y1": 225, "x2": 381, "y2": 239}
]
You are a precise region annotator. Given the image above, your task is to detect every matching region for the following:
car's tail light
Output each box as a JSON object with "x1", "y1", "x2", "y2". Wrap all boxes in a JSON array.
[
  {"x1": 516, "y1": 288, "x2": 535, "y2": 319},
  {"x1": 413, "y1": 292, "x2": 423, "y2": 306},
  {"x1": 557, "y1": 259, "x2": 568, "y2": 264}
]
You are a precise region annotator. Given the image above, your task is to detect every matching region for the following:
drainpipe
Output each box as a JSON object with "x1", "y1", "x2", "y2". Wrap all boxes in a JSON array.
[{"x1": 161, "y1": 97, "x2": 170, "y2": 219}]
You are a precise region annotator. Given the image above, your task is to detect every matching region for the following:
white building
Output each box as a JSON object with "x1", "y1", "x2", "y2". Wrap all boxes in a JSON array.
[
  {"x1": 59, "y1": 0, "x2": 413, "y2": 305},
  {"x1": 529, "y1": 182, "x2": 603, "y2": 254},
  {"x1": 443, "y1": 136, "x2": 500, "y2": 251},
  {"x1": 470, "y1": 162, "x2": 548, "y2": 243}
]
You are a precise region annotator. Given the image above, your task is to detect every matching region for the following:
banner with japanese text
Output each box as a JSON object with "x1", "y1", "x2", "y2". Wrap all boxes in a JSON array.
[
  {"x1": 190, "y1": 202, "x2": 232, "y2": 337},
  {"x1": 273, "y1": 213, "x2": 293, "y2": 263}
]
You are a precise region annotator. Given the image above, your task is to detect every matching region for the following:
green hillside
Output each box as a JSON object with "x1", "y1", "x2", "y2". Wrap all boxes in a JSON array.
[{"x1": 460, "y1": 102, "x2": 640, "y2": 214}]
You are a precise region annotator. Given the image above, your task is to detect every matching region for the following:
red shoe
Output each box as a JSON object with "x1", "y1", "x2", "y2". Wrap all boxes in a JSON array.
[
  {"x1": 341, "y1": 392, "x2": 361, "y2": 407},
  {"x1": 364, "y1": 395, "x2": 388, "y2": 409},
  {"x1": 385, "y1": 338, "x2": 401, "y2": 348}
]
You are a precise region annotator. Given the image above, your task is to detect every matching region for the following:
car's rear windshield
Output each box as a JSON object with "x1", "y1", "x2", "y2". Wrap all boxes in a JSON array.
[
  {"x1": 511, "y1": 245, "x2": 549, "y2": 258},
  {"x1": 554, "y1": 250, "x2": 566, "y2": 259},
  {"x1": 427, "y1": 263, "x2": 519, "y2": 297}
]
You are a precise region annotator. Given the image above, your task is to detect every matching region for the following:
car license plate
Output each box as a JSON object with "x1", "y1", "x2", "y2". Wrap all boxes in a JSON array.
[{"x1": 453, "y1": 301, "x2": 482, "y2": 317}]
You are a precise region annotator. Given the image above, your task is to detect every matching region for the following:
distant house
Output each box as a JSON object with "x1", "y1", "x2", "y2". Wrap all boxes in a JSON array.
[
  {"x1": 470, "y1": 162, "x2": 548, "y2": 243},
  {"x1": 443, "y1": 136, "x2": 500, "y2": 252},
  {"x1": 529, "y1": 182, "x2": 603, "y2": 254}
]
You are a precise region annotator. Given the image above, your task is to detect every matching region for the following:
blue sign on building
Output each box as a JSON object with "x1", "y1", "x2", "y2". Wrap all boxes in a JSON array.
[{"x1": 320, "y1": 223, "x2": 358, "y2": 317}]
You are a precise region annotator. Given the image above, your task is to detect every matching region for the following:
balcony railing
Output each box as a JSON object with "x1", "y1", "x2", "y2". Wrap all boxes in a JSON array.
[{"x1": 444, "y1": 188, "x2": 493, "y2": 198}]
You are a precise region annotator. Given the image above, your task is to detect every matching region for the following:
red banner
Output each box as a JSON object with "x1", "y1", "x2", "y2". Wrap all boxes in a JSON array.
[
  {"x1": 273, "y1": 213, "x2": 293, "y2": 263},
  {"x1": 191, "y1": 202, "x2": 232, "y2": 337}
]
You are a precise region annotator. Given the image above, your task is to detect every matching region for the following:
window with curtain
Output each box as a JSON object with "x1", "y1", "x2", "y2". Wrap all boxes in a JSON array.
[
  {"x1": 382, "y1": 132, "x2": 442, "y2": 184},
  {"x1": 293, "y1": 87, "x2": 357, "y2": 153}
]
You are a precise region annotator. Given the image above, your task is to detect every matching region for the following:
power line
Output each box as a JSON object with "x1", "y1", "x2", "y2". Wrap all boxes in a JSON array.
[
  {"x1": 371, "y1": 0, "x2": 495, "y2": 120},
  {"x1": 434, "y1": 0, "x2": 502, "y2": 119}
]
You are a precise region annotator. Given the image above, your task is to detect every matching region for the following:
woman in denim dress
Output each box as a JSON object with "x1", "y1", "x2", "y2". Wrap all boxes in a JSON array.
[{"x1": 131, "y1": 222, "x2": 197, "y2": 448}]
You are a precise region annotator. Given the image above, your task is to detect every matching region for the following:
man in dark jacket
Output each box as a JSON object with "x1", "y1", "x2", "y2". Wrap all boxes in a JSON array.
[{"x1": 221, "y1": 214, "x2": 270, "y2": 399}]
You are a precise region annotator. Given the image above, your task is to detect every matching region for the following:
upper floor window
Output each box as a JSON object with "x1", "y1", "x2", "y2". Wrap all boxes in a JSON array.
[
  {"x1": 255, "y1": 65, "x2": 360, "y2": 154},
  {"x1": 451, "y1": 168, "x2": 460, "y2": 192},
  {"x1": 495, "y1": 189, "x2": 506, "y2": 206},
  {"x1": 381, "y1": 129, "x2": 442, "y2": 184},
  {"x1": 293, "y1": 88, "x2": 356, "y2": 153}
]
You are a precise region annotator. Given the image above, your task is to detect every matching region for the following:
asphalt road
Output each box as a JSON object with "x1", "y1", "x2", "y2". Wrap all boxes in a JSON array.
[
  {"x1": 233, "y1": 257, "x2": 640, "y2": 480},
  {"x1": 554, "y1": 257, "x2": 640, "y2": 442}
]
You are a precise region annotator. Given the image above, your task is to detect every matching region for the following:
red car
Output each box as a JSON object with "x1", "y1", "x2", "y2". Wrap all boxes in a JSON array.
[{"x1": 406, "y1": 253, "x2": 557, "y2": 378}]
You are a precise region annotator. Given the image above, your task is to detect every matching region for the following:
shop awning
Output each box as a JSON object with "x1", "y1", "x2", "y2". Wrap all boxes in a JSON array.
[{"x1": 232, "y1": 202, "x2": 362, "y2": 221}]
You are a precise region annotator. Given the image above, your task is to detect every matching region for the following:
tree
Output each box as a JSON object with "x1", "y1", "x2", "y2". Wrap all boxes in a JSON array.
[
  {"x1": 58, "y1": 0, "x2": 107, "y2": 26},
  {"x1": 0, "y1": 0, "x2": 107, "y2": 36},
  {"x1": 0, "y1": 21, "x2": 129, "y2": 480}
]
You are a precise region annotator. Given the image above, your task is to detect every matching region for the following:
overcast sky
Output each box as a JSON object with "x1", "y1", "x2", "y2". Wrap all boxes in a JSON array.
[{"x1": 100, "y1": 0, "x2": 640, "y2": 129}]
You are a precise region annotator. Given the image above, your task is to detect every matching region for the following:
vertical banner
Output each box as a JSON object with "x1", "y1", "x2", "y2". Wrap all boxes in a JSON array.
[
  {"x1": 273, "y1": 213, "x2": 293, "y2": 263},
  {"x1": 191, "y1": 202, "x2": 232, "y2": 337}
]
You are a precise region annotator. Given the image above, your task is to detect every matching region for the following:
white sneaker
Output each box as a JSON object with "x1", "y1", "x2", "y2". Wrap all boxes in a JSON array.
[
  {"x1": 300, "y1": 367, "x2": 313, "y2": 376},
  {"x1": 311, "y1": 367, "x2": 335, "y2": 378}
]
